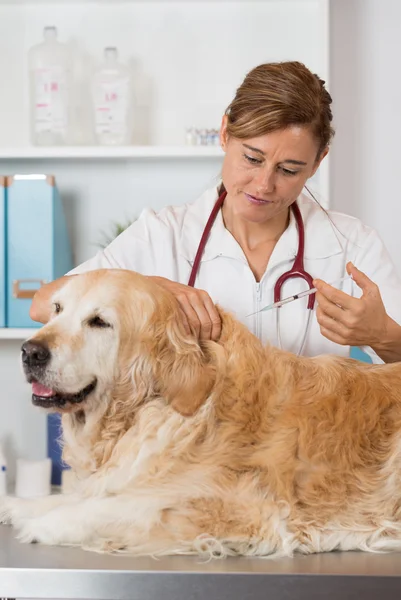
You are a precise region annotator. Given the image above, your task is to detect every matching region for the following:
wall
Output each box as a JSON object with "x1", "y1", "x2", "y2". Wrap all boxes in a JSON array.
[{"x1": 330, "y1": 0, "x2": 401, "y2": 272}]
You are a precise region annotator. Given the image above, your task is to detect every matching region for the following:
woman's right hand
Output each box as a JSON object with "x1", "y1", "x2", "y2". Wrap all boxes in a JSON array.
[{"x1": 150, "y1": 276, "x2": 222, "y2": 341}]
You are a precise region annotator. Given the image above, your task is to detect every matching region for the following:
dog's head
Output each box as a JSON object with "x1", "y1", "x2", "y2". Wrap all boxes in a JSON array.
[{"x1": 22, "y1": 270, "x2": 219, "y2": 418}]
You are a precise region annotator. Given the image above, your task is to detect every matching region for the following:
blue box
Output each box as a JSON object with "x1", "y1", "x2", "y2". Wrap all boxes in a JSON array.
[
  {"x1": 6, "y1": 174, "x2": 73, "y2": 328},
  {"x1": 0, "y1": 177, "x2": 5, "y2": 327},
  {"x1": 350, "y1": 347, "x2": 372, "y2": 363}
]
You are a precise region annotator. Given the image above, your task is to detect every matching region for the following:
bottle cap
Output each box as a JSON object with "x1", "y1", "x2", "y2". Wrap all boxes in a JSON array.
[
  {"x1": 104, "y1": 46, "x2": 118, "y2": 61},
  {"x1": 44, "y1": 26, "x2": 58, "y2": 40}
]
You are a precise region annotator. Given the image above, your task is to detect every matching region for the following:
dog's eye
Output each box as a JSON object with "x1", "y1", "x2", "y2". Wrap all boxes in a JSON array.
[
  {"x1": 54, "y1": 303, "x2": 61, "y2": 314},
  {"x1": 88, "y1": 315, "x2": 111, "y2": 328}
]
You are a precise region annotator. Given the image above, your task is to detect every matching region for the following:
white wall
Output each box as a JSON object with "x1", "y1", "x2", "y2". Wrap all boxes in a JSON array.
[{"x1": 330, "y1": 0, "x2": 401, "y2": 272}]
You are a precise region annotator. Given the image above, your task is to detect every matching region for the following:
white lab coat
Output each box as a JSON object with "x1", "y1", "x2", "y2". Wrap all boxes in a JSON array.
[{"x1": 69, "y1": 185, "x2": 401, "y2": 363}]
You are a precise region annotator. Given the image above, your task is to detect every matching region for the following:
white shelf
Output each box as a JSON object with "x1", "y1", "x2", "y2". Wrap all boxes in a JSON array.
[
  {"x1": 0, "y1": 146, "x2": 224, "y2": 160},
  {"x1": 0, "y1": 0, "x2": 286, "y2": 3},
  {"x1": 0, "y1": 0, "x2": 301, "y2": 3},
  {"x1": 0, "y1": 328, "x2": 38, "y2": 340}
]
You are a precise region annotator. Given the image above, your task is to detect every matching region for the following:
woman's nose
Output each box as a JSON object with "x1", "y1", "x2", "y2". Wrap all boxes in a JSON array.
[{"x1": 255, "y1": 168, "x2": 275, "y2": 194}]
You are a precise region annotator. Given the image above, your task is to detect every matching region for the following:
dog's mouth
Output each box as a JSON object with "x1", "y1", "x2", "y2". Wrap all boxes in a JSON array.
[{"x1": 31, "y1": 379, "x2": 97, "y2": 410}]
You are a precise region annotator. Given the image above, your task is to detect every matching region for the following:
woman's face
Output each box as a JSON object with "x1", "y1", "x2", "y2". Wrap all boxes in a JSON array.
[{"x1": 220, "y1": 116, "x2": 328, "y2": 225}]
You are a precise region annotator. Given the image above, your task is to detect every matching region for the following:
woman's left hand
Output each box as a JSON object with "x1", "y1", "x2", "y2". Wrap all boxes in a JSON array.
[{"x1": 313, "y1": 262, "x2": 390, "y2": 347}]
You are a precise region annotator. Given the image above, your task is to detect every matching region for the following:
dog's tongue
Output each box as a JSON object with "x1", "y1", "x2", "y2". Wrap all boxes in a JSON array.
[{"x1": 32, "y1": 381, "x2": 56, "y2": 397}]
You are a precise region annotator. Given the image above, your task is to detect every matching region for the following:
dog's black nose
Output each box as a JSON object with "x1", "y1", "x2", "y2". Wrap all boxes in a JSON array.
[{"x1": 21, "y1": 340, "x2": 51, "y2": 367}]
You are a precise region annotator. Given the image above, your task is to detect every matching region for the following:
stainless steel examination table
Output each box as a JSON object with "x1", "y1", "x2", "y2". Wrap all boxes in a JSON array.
[{"x1": 1, "y1": 525, "x2": 401, "y2": 600}]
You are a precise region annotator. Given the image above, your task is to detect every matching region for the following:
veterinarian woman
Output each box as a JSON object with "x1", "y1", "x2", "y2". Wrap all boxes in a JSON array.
[{"x1": 30, "y1": 61, "x2": 401, "y2": 364}]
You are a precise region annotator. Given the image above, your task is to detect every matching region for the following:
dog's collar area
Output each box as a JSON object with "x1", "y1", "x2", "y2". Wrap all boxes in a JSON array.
[{"x1": 32, "y1": 379, "x2": 97, "y2": 409}]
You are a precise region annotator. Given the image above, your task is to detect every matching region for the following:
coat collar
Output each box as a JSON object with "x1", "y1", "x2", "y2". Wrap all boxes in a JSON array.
[{"x1": 180, "y1": 185, "x2": 344, "y2": 267}]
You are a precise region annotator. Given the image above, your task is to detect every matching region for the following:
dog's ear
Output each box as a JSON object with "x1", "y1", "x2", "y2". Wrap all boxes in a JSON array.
[{"x1": 156, "y1": 316, "x2": 217, "y2": 417}]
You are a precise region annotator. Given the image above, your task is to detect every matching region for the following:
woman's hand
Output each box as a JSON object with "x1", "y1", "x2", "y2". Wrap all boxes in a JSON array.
[
  {"x1": 313, "y1": 262, "x2": 390, "y2": 347},
  {"x1": 149, "y1": 276, "x2": 222, "y2": 341}
]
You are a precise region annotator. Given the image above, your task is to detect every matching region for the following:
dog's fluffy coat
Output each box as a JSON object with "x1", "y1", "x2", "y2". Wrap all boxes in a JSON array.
[{"x1": 3, "y1": 268, "x2": 401, "y2": 558}]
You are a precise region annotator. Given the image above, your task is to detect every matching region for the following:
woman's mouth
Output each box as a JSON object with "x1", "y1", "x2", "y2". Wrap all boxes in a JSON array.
[{"x1": 244, "y1": 193, "x2": 273, "y2": 206}]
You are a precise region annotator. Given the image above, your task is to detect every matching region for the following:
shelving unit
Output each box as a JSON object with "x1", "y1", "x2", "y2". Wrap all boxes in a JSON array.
[
  {"x1": 0, "y1": 1, "x2": 329, "y2": 152},
  {"x1": 0, "y1": 328, "x2": 37, "y2": 340},
  {"x1": 0, "y1": 145, "x2": 224, "y2": 160}
]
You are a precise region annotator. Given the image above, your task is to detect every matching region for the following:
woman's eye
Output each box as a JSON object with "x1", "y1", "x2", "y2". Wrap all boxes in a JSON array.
[
  {"x1": 88, "y1": 315, "x2": 111, "y2": 329},
  {"x1": 244, "y1": 153, "x2": 262, "y2": 165},
  {"x1": 280, "y1": 166, "x2": 298, "y2": 176},
  {"x1": 54, "y1": 303, "x2": 61, "y2": 314}
]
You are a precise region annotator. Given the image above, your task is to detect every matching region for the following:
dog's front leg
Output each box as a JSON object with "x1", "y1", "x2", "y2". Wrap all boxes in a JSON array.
[
  {"x1": 0, "y1": 493, "x2": 78, "y2": 526},
  {"x1": 12, "y1": 494, "x2": 158, "y2": 548}
]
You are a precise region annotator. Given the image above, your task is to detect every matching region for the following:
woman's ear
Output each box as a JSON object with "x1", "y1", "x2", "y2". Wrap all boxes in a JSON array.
[
  {"x1": 311, "y1": 146, "x2": 329, "y2": 177},
  {"x1": 156, "y1": 316, "x2": 217, "y2": 417},
  {"x1": 220, "y1": 115, "x2": 229, "y2": 151}
]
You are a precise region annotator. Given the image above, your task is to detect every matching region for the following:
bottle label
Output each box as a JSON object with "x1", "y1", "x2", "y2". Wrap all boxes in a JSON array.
[
  {"x1": 33, "y1": 66, "x2": 69, "y2": 134},
  {"x1": 93, "y1": 78, "x2": 130, "y2": 136}
]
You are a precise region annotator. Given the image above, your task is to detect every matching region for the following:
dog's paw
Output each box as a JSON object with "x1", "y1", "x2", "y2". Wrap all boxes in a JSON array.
[
  {"x1": 14, "y1": 509, "x2": 81, "y2": 547},
  {"x1": 15, "y1": 515, "x2": 59, "y2": 545},
  {"x1": 0, "y1": 496, "x2": 58, "y2": 529},
  {"x1": 0, "y1": 496, "x2": 18, "y2": 525}
]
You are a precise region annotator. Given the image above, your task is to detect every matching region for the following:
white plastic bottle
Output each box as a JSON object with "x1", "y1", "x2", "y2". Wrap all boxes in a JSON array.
[
  {"x1": 91, "y1": 47, "x2": 132, "y2": 146},
  {"x1": 28, "y1": 26, "x2": 71, "y2": 146},
  {"x1": 0, "y1": 444, "x2": 7, "y2": 496}
]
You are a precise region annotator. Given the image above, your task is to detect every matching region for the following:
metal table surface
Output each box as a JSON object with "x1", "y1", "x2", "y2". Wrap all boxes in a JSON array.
[{"x1": 1, "y1": 526, "x2": 401, "y2": 600}]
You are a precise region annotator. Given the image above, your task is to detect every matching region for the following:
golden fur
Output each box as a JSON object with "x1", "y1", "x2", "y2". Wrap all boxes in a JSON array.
[{"x1": 3, "y1": 268, "x2": 401, "y2": 557}]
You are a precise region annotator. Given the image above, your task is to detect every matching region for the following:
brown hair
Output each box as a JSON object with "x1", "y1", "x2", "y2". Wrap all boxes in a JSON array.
[{"x1": 225, "y1": 61, "x2": 334, "y2": 159}]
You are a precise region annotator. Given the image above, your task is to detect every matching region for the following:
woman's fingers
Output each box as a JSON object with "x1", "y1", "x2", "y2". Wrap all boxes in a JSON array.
[
  {"x1": 177, "y1": 290, "x2": 221, "y2": 340},
  {"x1": 149, "y1": 276, "x2": 222, "y2": 341},
  {"x1": 201, "y1": 292, "x2": 222, "y2": 341}
]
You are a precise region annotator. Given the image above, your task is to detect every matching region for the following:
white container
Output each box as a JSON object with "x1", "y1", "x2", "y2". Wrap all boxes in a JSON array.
[
  {"x1": 91, "y1": 47, "x2": 132, "y2": 146},
  {"x1": 15, "y1": 458, "x2": 52, "y2": 498},
  {"x1": 0, "y1": 444, "x2": 7, "y2": 496},
  {"x1": 28, "y1": 26, "x2": 72, "y2": 146}
]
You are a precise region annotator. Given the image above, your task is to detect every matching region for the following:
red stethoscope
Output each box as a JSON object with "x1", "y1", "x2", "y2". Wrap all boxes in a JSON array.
[{"x1": 187, "y1": 189, "x2": 315, "y2": 355}]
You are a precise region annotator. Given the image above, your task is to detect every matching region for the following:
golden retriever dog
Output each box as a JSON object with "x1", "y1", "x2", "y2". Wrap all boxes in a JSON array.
[{"x1": 2, "y1": 268, "x2": 401, "y2": 558}]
